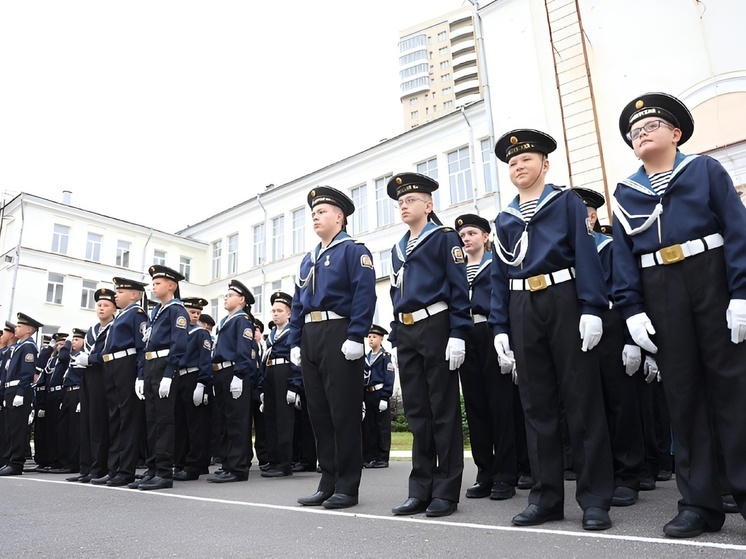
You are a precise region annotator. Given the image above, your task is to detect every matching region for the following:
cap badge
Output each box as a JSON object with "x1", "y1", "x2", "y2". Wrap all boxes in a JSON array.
[
  {"x1": 510, "y1": 136, "x2": 518, "y2": 144},
  {"x1": 310, "y1": 190, "x2": 316, "y2": 197},
  {"x1": 457, "y1": 219, "x2": 463, "y2": 226},
  {"x1": 396, "y1": 177, "x2": 403, "y2": 185},
  {"x1": 635, "y1": 99, "x2": 644, "y2": 109}
]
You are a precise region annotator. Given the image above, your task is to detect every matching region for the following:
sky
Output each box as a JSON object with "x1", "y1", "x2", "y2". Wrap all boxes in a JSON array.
[{"x1": 0, "y1": 1, "x2": 466, "y2": 233}]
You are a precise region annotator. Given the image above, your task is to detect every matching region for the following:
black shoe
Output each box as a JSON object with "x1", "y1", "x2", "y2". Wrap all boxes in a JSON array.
[
  {"x1": 66, "y1": 474, "x2": 85, "y2": 482},
  {"x1": 512, "y1": 504, "x2": 564, "y2": 526},
  {"x1": 723, "y1": 494, "x2": 739, "y2": 514},
  {"x1": 517, "y1": 474, "x2": 535, "y2": 490},
  {"x1": 259, "y1": 463, "x2": 271, "y2": 472},
  {"x1": 173, "y1": 470, "x2": 200, "y2": 481},
  {"x1": 298, "y1": 490, "x2": 333, "y2": 506},
  {"x1": 139, "y1": 476, "x2": 173, "y2": 491},
  {"x1": 612, "y1": 486, "x2": 639, "y2": 507},
  {"x1": 322, "y1": 493, "x2": 358, "y2": 509},
  {"x1": 78, "y1": 474, "x2": 94, "y2": 483},
  {"x1": 261, "y1": 468, "x2": 292, "y2": 478},
  {"x1": 107, "y1": 474, "x2": 135, "y2": 487},
  {"x1": 563, "y1": 469, "x2": 576, "y2": 481},
  {"x1": 490, "y1": 482, "x2": 516, "y2": 500},
  {"x1": 465, "y1": 481, "x2": 491, "y2": 499},
  {"x1": 656, "y1": 469, "x2": 672, "y2": 482},
  {"x1": 48, "y1": 467, "x2": 73, "y2": 474},
  {"x1": 582, "y1": 507, "x2": 612, "y2": 531},
  {"x1": 291, "y1": 463, "x2": 317, "y2": 473},
  {"x1": 128, "y1": 474, "x2": 153, "y2": 489},
  {"x1": 206, "y1": 471, "x2": 247, "y2": 483},
  {"x1": 362, "y1": 460, "x2": 376, "y2": 469},
  {"x1": 426, "y1": 498, "x2": 457, "y2": 517},
  {"x1": 392, "y1": 497, "x2": 429, "y2": 516},
  {"x1": 639, "y1": 477, "x2": 656, "y2": 491},
  {"x1": 663, "y1": 510, "x2": 716, "y2": 538},
  {"x1": 90, "y1": 474, "x2": 111, "y2": 485},
  {"x1": 0, "y1": 465, "x2": 22, "y2": 476},
  {"x1": 372, "y1": 460, "x2": 389, "y2": 468}
]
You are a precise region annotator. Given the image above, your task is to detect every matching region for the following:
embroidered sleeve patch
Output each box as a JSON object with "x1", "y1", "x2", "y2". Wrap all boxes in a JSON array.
[
  {"x1": 387, "y1": 362, "x2": 394, "y2": 371},
  {"x1": 140, "y1": 322, "x2": 147, "y2": 335},
  {"x1": 251, "y1": 349, "x2": 257, "y2": 360},
  {"x1": 360, "y1": 254, "x2": 374, "y2": 269},
  {"x1": 203, "y1": 339, "x2": 212, "y2": 350},
  {"x1": 451, "y1": 246, "x2": 465, "y2": 264},
  {"x1": 175, "y1": 316, "x2": 187, "y2": 329},
  {"x1": 25, "y1": 353, "x2": 34, "y2": 362},
  {"x1": 243, "y1": 328, "x2": 253, "y2": 339}
]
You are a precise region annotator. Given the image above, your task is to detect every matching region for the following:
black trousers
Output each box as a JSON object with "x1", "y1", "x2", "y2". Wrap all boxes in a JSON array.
[
  {"x1": 0, "y1": 401, "x2": 6, "y2": 466},
  {"x1": 79, "y1": 364, "x2": 109, "y2": 478},
  {"x1": 3, "y1": 387, "x2": 32, "y2": 472},
  {"x1": 642, "y1": 247, "x2": 746, "y2": 529},
  {"x1": 510, "y1": 281, "x2": 614, "y2": 511},
  {"x1": 460, "y1": 321, "x2": 518, "y2": 486},
  {"x1": 174, "y1": 371, "x2": 210, "y2": 475},
  {"x1": 397, "y1": 311, "x2": 464, "y2": 503},
  {"x1": 104, "y1": 355, "x2": 146, "y2": 477},
  {"x1": 292, "y1": 390, "x2": 317, "y2": 469},
  {"x1": 301, "y1": 319, "x2": 363, "y2": 496},
  {"x1": 144, "y1": 358, "x2": 177, "y2": 479},
  {"x1": 45, "y1": 389, "x2": 64, "y2": 468},
  {"x1": 596, "y1": 309, "x2": 645, "y2": 490},
  {"x1": 213, "y1": 366, "x2": 251, "y2": 476},
  {"x1": 57, "y1": 388, "x2": 81, "y2": 471},
  {"x1": 249, "y1": 386, "x2": 268, "y2": 465},
  {"x1": 33, "y1": 390, "x2": 49, "y2": 466},
  {"x1": 361, "y1": 389, "x2": 391, "y2": 464},
  {"x1": 263, "y1": 363, "x2": 296, "y2": 471}
]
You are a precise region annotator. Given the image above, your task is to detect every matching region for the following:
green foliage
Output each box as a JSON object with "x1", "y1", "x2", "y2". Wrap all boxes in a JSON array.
[{"x1": 388, "y1": 392, "x2": 470, "y2": 446}]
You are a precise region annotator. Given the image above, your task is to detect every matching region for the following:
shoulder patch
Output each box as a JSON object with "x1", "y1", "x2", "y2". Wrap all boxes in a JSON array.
[
  {"x1": 175, "y1": 316, "x2": 187, "y2": 329},
  {"x1": 387, "y1": 362, "x2": 394, "y2": 371},
  {"x1": 451, "y1": 246, "x2": 465, "y2": 264},
  {"x1": 251, "y1": 349, "x2": 257, "y2": 360},
  {"x1": 243, "y1": 328, "x2": 253, "y2": 339},
  {"x1": 25, "y1": 353, "x2": 35, "y2": 362},
  {"x1": 140, "y1": 322, "x2": 147, "y2": 334},
  {"x1": 360, "y1": 254, "x2": 374, "y2": 269},
  {"x1": 203, "y1": 339, "x2": 212, "y2": 350}
]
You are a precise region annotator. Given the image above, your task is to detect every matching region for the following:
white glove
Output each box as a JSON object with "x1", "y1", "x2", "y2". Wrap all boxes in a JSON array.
[
  {"x1": 511, "y1": 362, "x2": 518, "y2": 384},
  {"x1": 341, "y1": 340, "x2": 365, "y2": 361},
  {"x1": 13, "y1": 395, "x2": 23, "y2": 407},
  {"x1": 75, "y1": 402, "x2": 81, "y2": 413},
  {"x1": 286, "y1": 390, "x2": 296, "y2": 405},
  {"x1": 193, "y1": 383, "x2": 206, "y2": 407},
  {"x1": 726, "y1": 299, "x2": 746, "y2": 344},
  {"x1": 294, "y1": 394, "x2": 302, "y2": 410},
  {"x1": 72, "y1": 353, "x2": 90, "y2": 367},
  {"x1": 643, "y1": 355, "x2": 659, "y2": 384},
  {"x1": 230, "y1": 375, "x2": 243, "y2": 399},
  {"x1": 445, "y1": 337, "x2": 466, "y2": 370},
  {"x1": 389, "y1": 347, "x2": 398, "y2": 368},
  {"x1": 28, "y1": 410, "x2": 34, "y2": 425},
  {"x1": 361, "y1": 401, "x2": 366, "y2": 421},
  {"x1": 290, "y1": 346, "x2": 301, "y2": 366},
  {"x1": 494, "y1": 333, "x2": 515, "y2": 373},
  {"x1": 626, "y1": 312, "x2": 658, "y2": 353},
  {"x1": 579, "y1": 314, "x2": 603, "y2": 352},
  {"x1": 37, "y1": 409, "x2": 46, "y2": 418},
  {"x1": 135, "y1": 379, "x2": 145, "y2": 400},
  {"x1": 622, "y1": 344, "x2": 642, "y2": 376},
  {"x1": 158, "y1": 377, "x2": 172, "y2": 399},
  {"x1": 379, "y1": 399, "x2": 388, "y2": 412}
]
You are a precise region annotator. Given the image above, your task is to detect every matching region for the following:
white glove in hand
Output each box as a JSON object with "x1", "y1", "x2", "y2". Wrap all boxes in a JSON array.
[
  {"x1": 626, "y1": 312, "x2": 658, "y2": 353},
  {"x1": 378, "y1": 399, "x2": 388, "y2": 412},
  {"x1": 72, "y1": 353, "x2": 90, "y2": 367},
  {"x1": 13, "y1": 395, "x2": 23, "y2": 407},
  {"x1": 726, "y1": 299, "x2": 746, "y2": 344},
  {"x1": 229, "y1": 375, "x2": 243, "y2": 399},
  {"x1": 158, "y1": 377, "x2": 172, "y2": 398},
  {"x1": 511, "y1": 362, "x2": 518, "y2": 384},
  {"x1": 75, "y1": 402, "x2": 81, "y2": 413},
  {"x1": 294, "y1": 394, "x2": 302, "y2": 410},
  {"x1": 579, "y1": 314, "x2": 603, "y2": 352},
  {"x1": 28, "y1": 411, "x2": 34, "y2": 425},
  {"x1": 341, "y1": 340, "x2": 365, "y2": 361},
  {"x1": 361, "y1": 401, "x2": 366, "y2": 421},
  {"x1": 193, "y1": 383, "x2": 206, "y2": 407},
  {"x1": 494, "y1": 333, "x2": 515, "y2": 373},
  {"x1": 286, "y1": 390, "x2": 296, "y2": 405},
  {"x1": 290, "y1": 346, "x2": 301, "y2": 366},
  {"x1": 643, "y1": 355, "x2": 659, "y2": 384},
  {"x1": 445, "y1": 337, "x2": 466, "y2": 370},
  {"x1": 622, "y1": 344, "x2": 642, "y2": 376},
  {"x1": 389, "y1": 347, "x2": 397, "y2": 368},
  {"x1": 135, "y1": 379, "x2": 145, "y2": 401},
  {"x1": 37, "y1": 409, "x2": 46, "y2": 418}
]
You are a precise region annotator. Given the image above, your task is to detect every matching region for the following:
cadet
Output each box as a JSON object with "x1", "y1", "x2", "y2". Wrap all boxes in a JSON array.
[
  {"x1": 92, "y1": 277, "x2": 148, "y2": 488},
  {"x1": 207, "y1": 279, "x2": 256, "y2": 483},
  {"x1": 173, "y1": 296, "x2": 213, "y2": 481},
  {"x1": 44, "y1": 332, "x2": 71, "y2": 472},
  {"x1": 0, "y1": 313, "x2": 42, "y2": 476},
  {"x1": 250, "y1": 319, "x2": 269, "y2": 471},
  {"x1": 361, "y1": 324, "x2": 394, "y2": 469},
  {"x1": 69, "y1": 288, "x2": 117, "y2": 482},
  {"x1": 56, "y1": 328, "x2": 87, "y2": 474},
  {"x1": 490, "y1": 130, "x2": 614, "y2": 531},
  {"x1": 613, "y1": 92, "x2": 746, "y2": 538},
  {"x1": 456, "y1": 213, "x2": 523, "y2": 502},
  {"x1": 0, "y1": 322, "x2": 17, "y2": 463},
  {"x1": 387, "y1": 173, "x2": 471, "y2": 518},
  {"x1": 132, "y1": 265, "x2": 189, "y2": 491},
  {"x1": 261, "y1": 291, "x2": 302, "y2": 478},
  {"x1": 289, "y1": 186, "x2": 376, "y2": 509}
]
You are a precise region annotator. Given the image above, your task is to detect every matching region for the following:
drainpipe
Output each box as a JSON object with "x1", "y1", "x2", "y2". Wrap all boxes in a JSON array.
[
  {"x1": 141, "y1": 227, "x2": 154, "y2": 283},
  {"x1": 255, "y1": 190, "x2": 269, "y2": 323},
  {"x1": 460, "y1": 106, "x2": 480, "y2": 215},
  {"x1": 8, "y1": 195, "x2": 25, "y2": 319}
]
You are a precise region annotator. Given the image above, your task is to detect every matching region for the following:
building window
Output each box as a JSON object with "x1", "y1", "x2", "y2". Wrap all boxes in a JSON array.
[
  {"x1": 425, "y1": 107, "x2": 430, "y2": 115},
  {"x1": 81, "y1": 280, "x2": 97, "y2": 310},
  {"x1": 210, "y1": 298, "x2": 219, "y2": 320},
  {"x1": 292, "y1": 208, "x2": 305, "y2": 254},
  {"x1": 375, "y1": 175, "x2": 395, "y2": 228},
  {"x1": 440, "y1": 60, "x2": 449, "y2": 69},
  {"x1": 180, "y1": 256, "x2": 191, "y2": 282},
  {"x1": 481, "y1": 138, "x2": 497, "y2": 194},
  {"x1": 409, "y1": 98, "x2": 418, "y2": 105},
  {"x1": 442, "y1": 87, "x2": 452, "y2": 96},
  {"x1": 154, "y1": 250, "x2": 166, "y2": 266},
  {"x1": 228, "y1": 234, "x2": 238, "y2": 274},
  {"x1": 211, "y1": 240, "x2": 222, "y2": 280},
  {"x1": 377, "y1": 250, "x2": 392, "y2": 278},
  {"x1": 253, "y1": 223, "x2": 266, "y2": 267},
  {"x1": 272, "y1": 215, "x2": 285, "y2": 261},
  {"x1": 252, "y1": 285, "x2": 263, "y2": 314},
  {"x1": 441, "y1": 73, "x2": 451, "y2": 82},
  {"x1": 444, "y1": 100, "x2": 453, "y2": 110},
  {"x1": 410, "y1": 110, "x2": 418, "y2": 119},
  {"x1": 417, "y1": 157, "x2": 441, "y2": 209},
  {"x1": 116, "y1": 240, "x2": 131, "y2": 268},
  {"x1": 86, "y1": 233, "x2": 102, "y2": 262},
  {"x1": 439, "y1": 46, "x2": 448, "y2": 56},
  {"x1": 448, "y1": 146, "x2": 473, "y2": 204},
  {"x1": 46, "y1": 272, "x2": 64, "y2": 305},
  {"x1": 51, "y1": 224, "x2": 70, "y2": 255},
  {"x1": 438, "y1": 31, "x2": 447, "y2": 42},
  {"x1": 271, "y1": 280, "x2": 282, "y2": 291},
  {"x1": 349, "y1": 185, "x2": 368, "y2": 236}
]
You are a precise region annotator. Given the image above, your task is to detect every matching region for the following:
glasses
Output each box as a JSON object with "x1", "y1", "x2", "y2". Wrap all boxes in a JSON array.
[
  {"x1": 627, "y1": 119, "x2": 674, "y2": 141},
  {"x1": 397, "y1": 196, "x2": 428, "y2": 207}
]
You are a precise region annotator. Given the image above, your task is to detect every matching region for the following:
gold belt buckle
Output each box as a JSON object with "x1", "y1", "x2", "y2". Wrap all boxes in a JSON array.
[
  {"x1": 213, "y1": 364, "x2": 220, "y2": 371},
  {"x1": 659, "y1": 244, "x2": 685, "y2": 265},
  {"x1": 103, "y1": 355, "x2": 112, "y2": 362},
  {"x1": 401, "y1": 313, "x2": 414, "y2": 325},
  {"x1": 310, "y1": 311, "x2": 323, "y2": 322},
  {"x1": 527, "y1": 274, "x2": 548, "y2": 292}
]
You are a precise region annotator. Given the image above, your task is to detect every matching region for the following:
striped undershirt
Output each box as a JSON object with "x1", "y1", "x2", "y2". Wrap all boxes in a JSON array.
[
  {"x1": 648, "y1": 170, "x2": 672, "y2": 196},
  {"x1": 406, "y1": 236, "x2": 418, "y2": 255},
  {"x1": 519, "y1": 199, "x2": 539, "y2": 222},
  {"x1": 466, "y1": 263, "x2": 480, "y2": 284}
]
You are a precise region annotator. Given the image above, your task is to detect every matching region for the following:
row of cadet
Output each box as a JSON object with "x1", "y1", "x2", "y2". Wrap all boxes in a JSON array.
[{"x1": 3, "y1": 90, "x2": 746, "y2": 540}]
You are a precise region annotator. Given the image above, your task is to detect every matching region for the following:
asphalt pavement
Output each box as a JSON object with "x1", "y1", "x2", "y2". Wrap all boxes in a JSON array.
[{"x1": 1, "y1": 458, "x2": 745, "y2": 558}]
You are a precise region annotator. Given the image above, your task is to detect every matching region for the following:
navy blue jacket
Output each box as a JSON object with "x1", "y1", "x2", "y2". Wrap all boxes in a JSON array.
[
  {"x1": 468, "y1": 250, "x2": 493, "y2": 317},
  {"x1": 104, "y1": 303, "x2": 148, "y2": 379},
  {"x1": 145, "y1": 299, "x2": 189, "y2": 380},
  {"x1": 48, "y1": 341, "x2": 72, "y2": 388},
  {"x1": 180, "y1": 324, "x2": 214, "y2": 387},
  {"x1": 212, "y1": 310, "x2": 256, "y2": 382},
  {"x1": 65, "y1": 350, "x2": 85, "y2": 388},
  {"x1": 5, "y1": 337, "x2": 38, "y2": 399},
  {"x1": 262, "y1": 324, "x2": 302, "y2": 392},
  {"x1": 364, "y1": 349, "x2": 395, "y2": 400}
]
